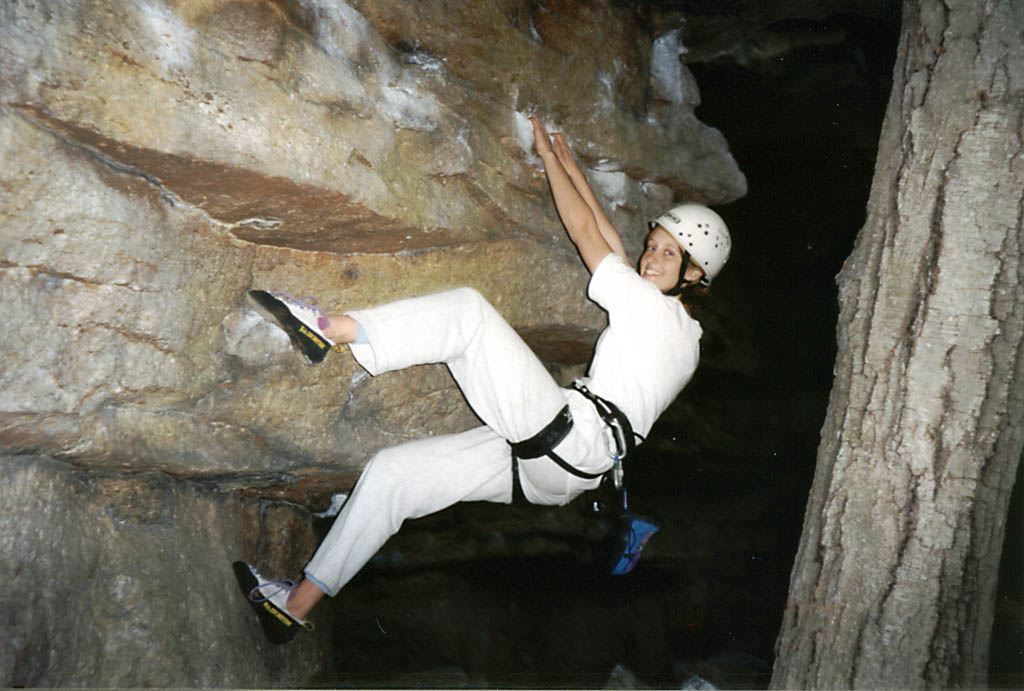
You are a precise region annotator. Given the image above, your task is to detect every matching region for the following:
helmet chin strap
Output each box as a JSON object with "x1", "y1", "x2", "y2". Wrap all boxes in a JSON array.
[{"x1": 664, "y1": 251, "x2": 698, "y2": 296}]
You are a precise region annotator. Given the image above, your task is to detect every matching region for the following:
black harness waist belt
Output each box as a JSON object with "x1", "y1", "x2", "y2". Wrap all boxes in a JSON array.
[
  {"x1": 509, "y1": 406, "x2": 573, "y2": 459},
  {"x1": 510, "y1": 404, "x2": 604, "y2": 481},
  {"x1": 509, "y1": 385, "x2": 641, "y2": 506},
  {"x1": 509, "y1": 404, "x2": 593, "y2": 506}
]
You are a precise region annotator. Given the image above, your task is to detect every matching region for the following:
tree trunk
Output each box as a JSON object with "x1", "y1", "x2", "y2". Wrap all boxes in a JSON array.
[{"x1": 771, "y1": 0, "x2": 1024, "y2": 687}]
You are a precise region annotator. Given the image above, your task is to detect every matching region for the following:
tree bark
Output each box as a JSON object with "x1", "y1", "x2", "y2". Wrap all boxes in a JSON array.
[{"x1": 771, "y1": 0, "x2": 1024, "y2": 687}]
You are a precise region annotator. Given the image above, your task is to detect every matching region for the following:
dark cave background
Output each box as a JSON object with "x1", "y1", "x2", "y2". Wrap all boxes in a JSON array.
[{"x1": 307, "y1": 5, "x2": 1023, "y2": 688}]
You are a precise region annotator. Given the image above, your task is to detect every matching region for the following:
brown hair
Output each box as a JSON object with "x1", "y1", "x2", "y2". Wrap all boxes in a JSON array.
[{"x1": 675, "y1": 281, "x2": 710, "y2": 317}]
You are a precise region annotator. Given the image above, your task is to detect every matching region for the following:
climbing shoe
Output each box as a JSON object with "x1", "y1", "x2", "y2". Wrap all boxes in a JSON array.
[
  {"x1": 609, "y1": 512, "x2": 660, "y2": 575},
  {"x1": 248, "y1": 290, "x2": 335, "y2": 365},
  {"x1": 232, "y1": 561, "x2": 314, "y2": 645}
]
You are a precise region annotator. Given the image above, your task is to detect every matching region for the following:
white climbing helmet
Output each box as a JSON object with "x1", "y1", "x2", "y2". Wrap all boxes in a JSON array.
[{"x1": 650, "y1": 203, "x2": 731, "y2": 286}]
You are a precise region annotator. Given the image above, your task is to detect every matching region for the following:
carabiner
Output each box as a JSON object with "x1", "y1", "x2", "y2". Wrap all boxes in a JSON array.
[
  {"x1": 612, "y1": 456, "x2": 624, "y2": 491},
  {"x1": 602, "y1": 424, "x2": 620, "y2": 459},
  {"x1": 603, "y1": 420, "x2": 628, "y2": 460}
]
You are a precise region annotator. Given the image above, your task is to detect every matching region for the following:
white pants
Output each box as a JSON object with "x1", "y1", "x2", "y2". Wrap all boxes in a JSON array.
[{"x1": 304, "y1": 288, "x2": 611, "y2": 596}]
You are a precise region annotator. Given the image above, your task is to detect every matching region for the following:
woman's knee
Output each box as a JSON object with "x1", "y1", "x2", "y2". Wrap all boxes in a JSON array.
[
  {"x1": 361, "y1": 445, "x2": 410, "y2": 487},
  {"x1": 359, "y1": 438, "x2": 438, "y2": 494},
  {"x1": 448, "y1": 286, "x2": 504, "y2": 331},
  {"x1": 448, "y1": 286, "x2": 490, "y2": 314},
  {"x1": 450, "y1": 286, "x2": 484, "y2": 301}
]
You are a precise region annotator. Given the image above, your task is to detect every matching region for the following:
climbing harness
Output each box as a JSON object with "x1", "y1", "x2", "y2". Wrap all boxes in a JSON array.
[
  {"x1": 508, "y1": 381, "x2": 659, "y2": 575},
  {"x1": 510, "y1": 403, "x2": 588, "y2": 505},
  {"x1": 569, "y1": 381, "x2": 639, "y2": 476},
  {"x1": 508, "y1": 381, "x2": 635, "y2": 504}
]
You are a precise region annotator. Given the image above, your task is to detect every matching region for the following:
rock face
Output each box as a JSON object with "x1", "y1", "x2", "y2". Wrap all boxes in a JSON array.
[
  {"x1": 0, "y1": 0, "x2": 745, "y2": 686},
  {"x1": 2, "y1": 456, "x2": 320, "y2": 687}
]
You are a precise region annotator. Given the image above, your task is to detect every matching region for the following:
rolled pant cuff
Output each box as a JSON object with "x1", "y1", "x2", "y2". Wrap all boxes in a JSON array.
[{"x1": 304, "y1": 571, "x2": 332, "y2": 597}]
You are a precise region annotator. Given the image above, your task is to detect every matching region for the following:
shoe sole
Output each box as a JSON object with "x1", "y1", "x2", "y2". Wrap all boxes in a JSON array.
[
  {"x1": 232, "y1": 561, "x2": 300, "y2": 645},
  {"x1": 248, "y1": 290, "x2": 329, "y2": 365}
]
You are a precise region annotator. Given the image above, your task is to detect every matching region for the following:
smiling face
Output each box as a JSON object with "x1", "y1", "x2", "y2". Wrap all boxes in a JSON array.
[{"x1": 639, "y1": 226, "x2": 703, "y2": 293}]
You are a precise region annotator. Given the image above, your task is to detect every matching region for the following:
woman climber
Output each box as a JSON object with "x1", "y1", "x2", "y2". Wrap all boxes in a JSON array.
[{"x1": 233, "y1": 117, "x2": 731, "y2": 644}]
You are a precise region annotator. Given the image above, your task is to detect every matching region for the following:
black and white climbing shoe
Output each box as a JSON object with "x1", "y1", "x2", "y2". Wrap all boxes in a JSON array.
[
  {"x1": 232, "y1": 561, "x2": 314, "y2": 645},
  {"x1": 248, "y1": 290, "x2": 335, "y2": 365}
]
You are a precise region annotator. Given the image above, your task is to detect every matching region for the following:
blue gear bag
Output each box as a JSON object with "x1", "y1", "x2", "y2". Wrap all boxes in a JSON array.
[{"x1": 610, "y1": 511, "x2": 660, "y2": 575}]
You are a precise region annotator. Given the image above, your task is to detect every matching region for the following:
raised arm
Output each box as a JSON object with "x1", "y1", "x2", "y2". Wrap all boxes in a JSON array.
[
  {"x1": 531, "y1": 117, "x2": 616, "y2": 273},
  {"x1": 549, "y1": 131, "x2": 630, "y2": 263}
]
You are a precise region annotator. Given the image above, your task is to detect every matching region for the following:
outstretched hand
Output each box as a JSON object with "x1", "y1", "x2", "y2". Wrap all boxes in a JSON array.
[
  {"x1": 528, "y1": 116, "x2": 621, "y2": 272},
  {"x1": 551, "y1": 132, "x2": 574, "y2": 169},
  {"x1": 531, "y1": 116, "x2": 555, "y2": 159},
  {"x1": 531, "y1": 117, "x2": 579, "y2": 171},
  {"x1": 551, "y1": 133, "x2": 590, "y2": 192},
  {"x1": 532, "y1": 118, "x2": 588, "y2": 191}
]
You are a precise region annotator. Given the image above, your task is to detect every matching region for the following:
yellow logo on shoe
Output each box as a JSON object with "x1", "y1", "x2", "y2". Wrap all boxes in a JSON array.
[
  {"x1": 299, "y1": 325, "x2": 326, "y2": 349},
  {"x1": 263, "y1": 601, "x2": 294, "y2": 628}
]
